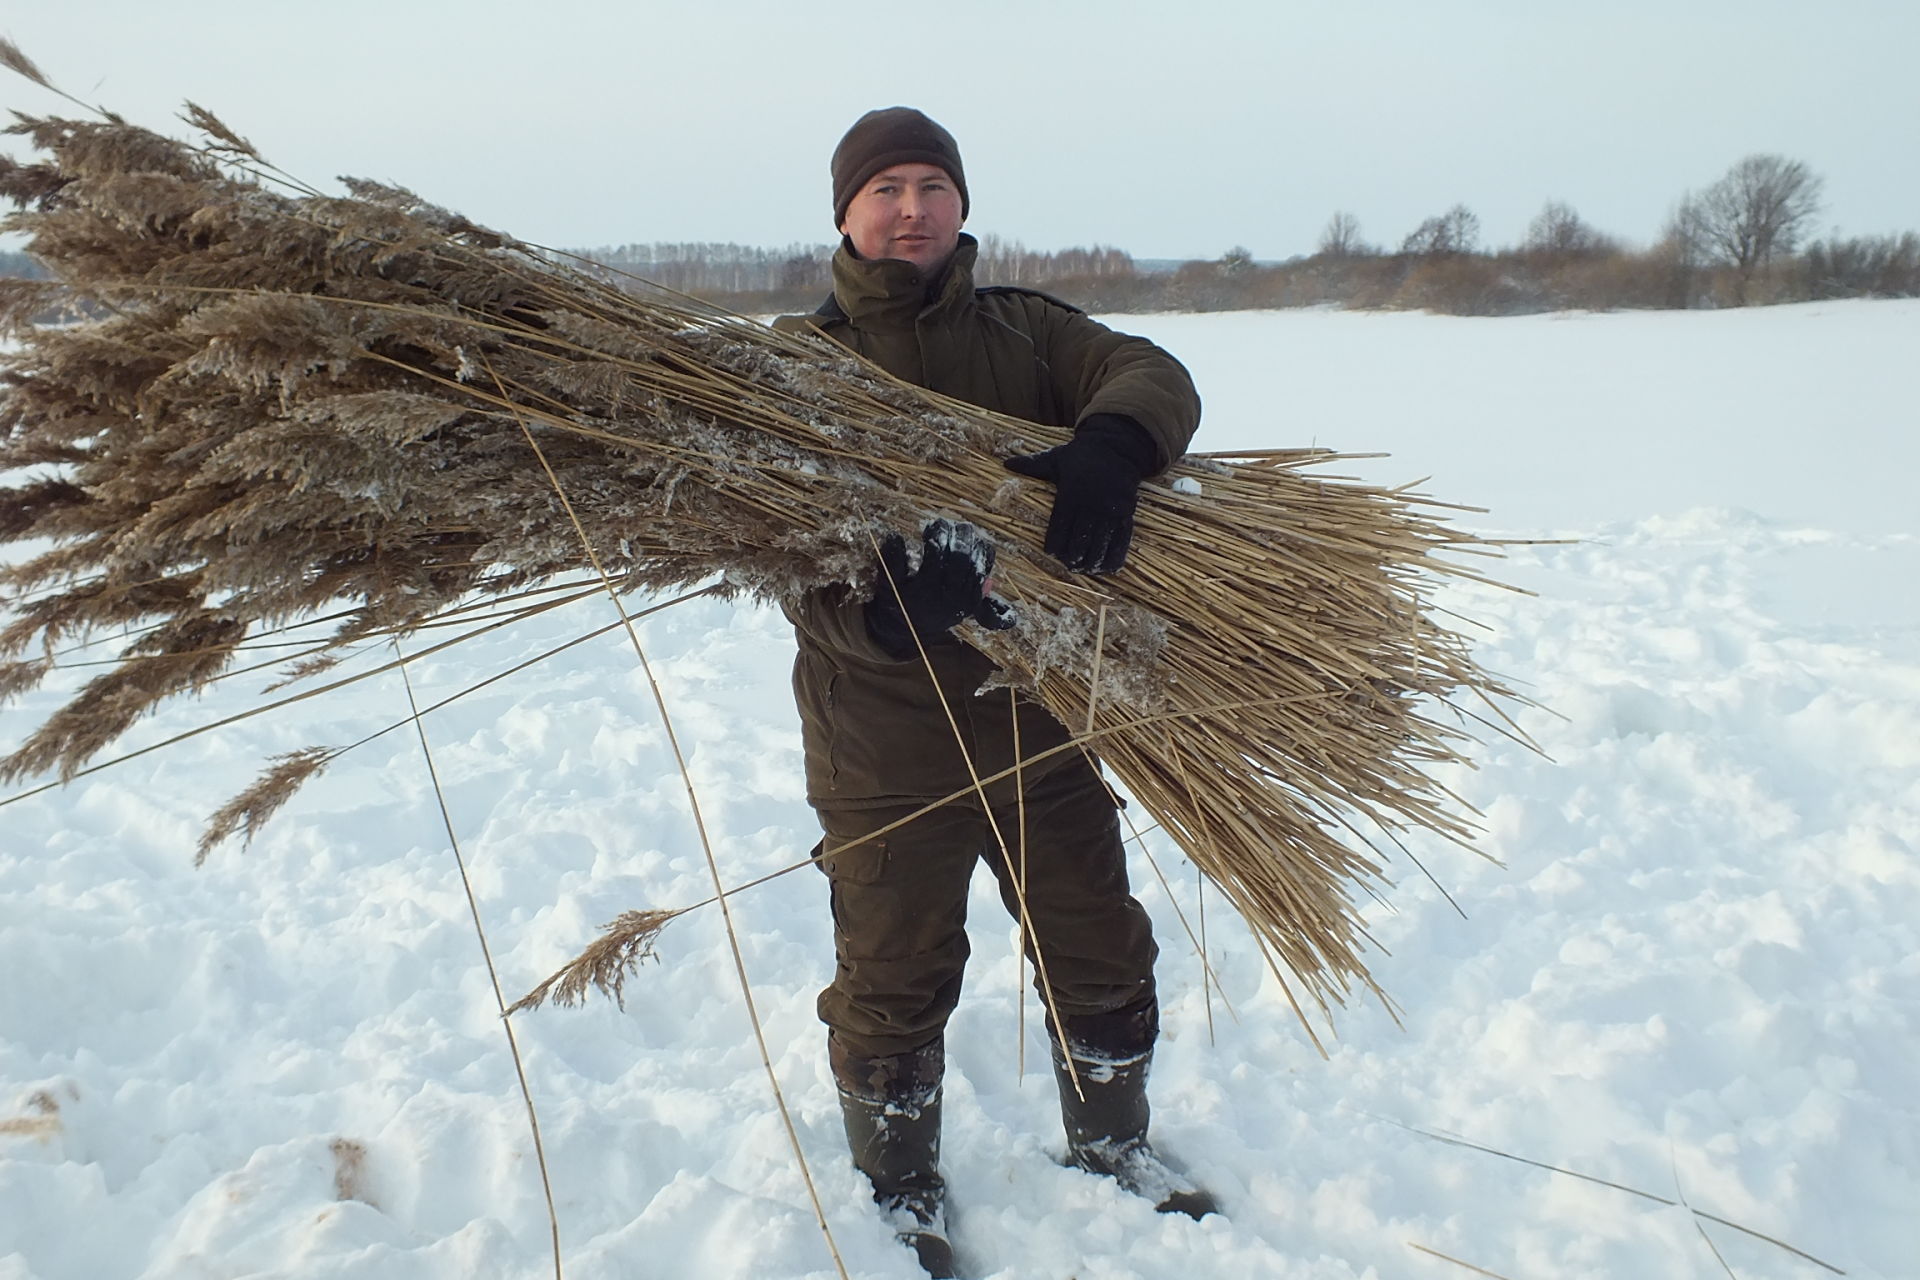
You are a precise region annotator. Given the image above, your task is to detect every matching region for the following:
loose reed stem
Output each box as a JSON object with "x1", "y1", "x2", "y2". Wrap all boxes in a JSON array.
[
  {"x1": 504, "y1": 369, "x2": 848, "y2": 1279},
  {"x1": 1406, "y1": 1243, "x2": 1517, "y2": 1280},
  {"x1": 393, "y1": 643, "x2": 563, "y2": 1280},
  {"x1": 1404, "y1": 1125, "x2": 1845, "y2": 1276},
  {"x1": 870, "y1": 531, "x2": 1085, "y2": 1101},
  {"x1": 1012, "y1": 686, "x2": 1029, "y2": 1079}
]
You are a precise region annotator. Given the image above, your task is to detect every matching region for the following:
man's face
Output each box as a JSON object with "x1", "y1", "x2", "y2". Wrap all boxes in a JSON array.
[{"x1": 838, "y1": 163, "x2": 965, "y2": 273}]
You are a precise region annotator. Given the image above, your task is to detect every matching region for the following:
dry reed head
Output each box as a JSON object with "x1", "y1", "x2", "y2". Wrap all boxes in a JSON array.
[
  {"x1": 1, "y1": 99, "x2": 1527, "y2": 1024},
  {"x1": 195, "y1": 746, "x2": 333, "y2": 865},
  {"x1": 507, "y1": 910, "x2": 679, "y2": 1014},
  {"x1": 0, "y1": 40, "x2": 55, "y2": 95}
]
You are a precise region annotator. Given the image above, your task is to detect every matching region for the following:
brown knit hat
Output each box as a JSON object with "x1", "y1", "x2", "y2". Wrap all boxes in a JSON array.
[{"x1": 831, "y1": 107, "x2": 969, "y2": 227}]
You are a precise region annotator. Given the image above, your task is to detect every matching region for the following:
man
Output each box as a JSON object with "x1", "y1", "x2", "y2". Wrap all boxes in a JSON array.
[{"x1": 775, "y1": 107, "x2": 1210, "y2": 1277}]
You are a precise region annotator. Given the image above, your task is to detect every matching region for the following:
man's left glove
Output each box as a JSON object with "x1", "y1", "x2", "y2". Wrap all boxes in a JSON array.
[
  {"x1": 866, "y1": 518, "x2": 1017, "y2": 659},
  {"x1": 1003, "y1": 414, "x2": 1158, "y2": 575}
]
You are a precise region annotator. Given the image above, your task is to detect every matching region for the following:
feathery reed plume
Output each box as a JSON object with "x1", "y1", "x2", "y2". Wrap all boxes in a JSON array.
[
  {"x1": 0, "y1": 39, "x2": 54, "y2": 92},
  {"x1": 0, "y1": 657, "x2": 51, "y2": 707},
  {"x1": 0, "y1": 97, "x2": 1529, "y2": 1022},
  {"x1": 509, "y1": 910, "x2": 680, "y2": 1014},
  {"x1": 196, "y1": 746, "x2": 333, "y2": 864},
  {"x1": 178, "y1": 102, "x2": 260, "y2": 162}
]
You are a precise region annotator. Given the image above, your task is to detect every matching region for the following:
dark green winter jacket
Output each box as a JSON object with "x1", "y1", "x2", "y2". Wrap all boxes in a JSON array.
[{"x1": 774, "y1": 235, "x2": 1201, "y2": 810}]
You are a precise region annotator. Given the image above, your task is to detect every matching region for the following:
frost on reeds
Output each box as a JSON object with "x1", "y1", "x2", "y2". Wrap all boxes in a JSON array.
[{"x1": 0, "y1": 91, "x2": 1526, "y2": 1024}]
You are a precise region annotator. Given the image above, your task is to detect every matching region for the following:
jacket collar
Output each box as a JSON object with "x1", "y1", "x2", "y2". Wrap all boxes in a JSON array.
[{"x1": 830, "y1": 233, "x2": 978, "y2": 329}]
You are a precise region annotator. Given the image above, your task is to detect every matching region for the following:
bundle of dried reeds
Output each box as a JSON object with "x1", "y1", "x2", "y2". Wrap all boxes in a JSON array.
[{"x1": 1, "y1": 65, "x2": 1521, "y2": 1024}]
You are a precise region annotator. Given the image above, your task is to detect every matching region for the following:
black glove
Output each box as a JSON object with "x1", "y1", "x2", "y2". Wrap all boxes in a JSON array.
[
  {"x1": 865, "y1": 518, "x2": 1017, "y2": 659},
  {"x1": 1003, "y1": 413, "x2": 1158, "y2": 575}
]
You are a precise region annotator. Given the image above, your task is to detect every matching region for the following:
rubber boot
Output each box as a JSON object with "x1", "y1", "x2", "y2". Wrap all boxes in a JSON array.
[
  {"x1": 830, "y1": 1035, "x2": 959, "y2": 1278},
  {"x1": 1050, "y1": 997, "x2": 1218, "y2": 1219}
]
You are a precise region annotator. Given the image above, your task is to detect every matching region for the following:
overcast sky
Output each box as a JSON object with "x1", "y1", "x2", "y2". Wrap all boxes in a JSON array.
[{"x1": 5, "y1": 1, "x2": 1917, "y2": 261}]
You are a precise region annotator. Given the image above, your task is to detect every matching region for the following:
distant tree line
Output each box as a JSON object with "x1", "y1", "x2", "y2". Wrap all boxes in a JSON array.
[
  {"x1": 571, "y1": 154, "x2": 1916, "y2": 317},
  {"x1": 5, "y1": 154, "x2": 1915, "y2": 318},
  {"x1": 572, "y1": 234, "x2": 1142, "y2": 314},
  {"x1": 578, "y1": 242, "x2": 833, "y2": 297}
]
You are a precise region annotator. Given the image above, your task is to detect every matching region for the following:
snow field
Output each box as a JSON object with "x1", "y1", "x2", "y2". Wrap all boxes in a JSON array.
[{"x1": 3, "y1": 301, "x2": 1917, "y2": 1278}]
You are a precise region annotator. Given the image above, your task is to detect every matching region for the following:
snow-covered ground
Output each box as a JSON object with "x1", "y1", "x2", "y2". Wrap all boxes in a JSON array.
[{"x1": 3, "y1": 301, "x2": 1916, "y2": 1280}]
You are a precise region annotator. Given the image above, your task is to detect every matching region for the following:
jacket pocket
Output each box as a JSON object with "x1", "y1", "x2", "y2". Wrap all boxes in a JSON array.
[
  {"x1": 823, "y1": 665, "x2": 841, "y2": 787},
  {"x1": 793, "y1": 648, "x2": 844, "y2": 797}
]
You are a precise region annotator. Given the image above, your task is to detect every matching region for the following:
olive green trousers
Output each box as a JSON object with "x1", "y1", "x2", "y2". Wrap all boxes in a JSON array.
[{"x1": 813, "y1": 761, "x2": 1158, "y2": 1060}]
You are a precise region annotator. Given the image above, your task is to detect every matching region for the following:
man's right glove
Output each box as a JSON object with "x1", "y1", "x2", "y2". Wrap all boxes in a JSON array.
[
  {"x1": 865, "y1": 518, "x2": 1016, "y2": 659},
  {"x1": 1003, "y1": 413, "x2": 1158, "y2": 575}
]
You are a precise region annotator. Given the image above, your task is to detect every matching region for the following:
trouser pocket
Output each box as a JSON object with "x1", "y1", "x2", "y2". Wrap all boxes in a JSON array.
[
  {"x1": 813, "y1": 828, "x2": 889, "y2": 885},
  {"x1": 813, "y1": 803, "x2": 979, "y2": 1057}
]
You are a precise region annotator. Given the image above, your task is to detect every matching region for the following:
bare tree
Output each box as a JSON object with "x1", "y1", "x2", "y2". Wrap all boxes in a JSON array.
[
  {"x1": 1217, "y1": 245, "x2": 1255, "y2": 276},
  {"x1": 779, "y1": 252, "x2": 822, "y2": 293},
  {"x1": 1653, "y1": 202, "x2": 1713, "y2": 308},
  {"x1": 1318, "y1": 211, "x2": 1366, "y2": 258},
  {"x1": 976, "y1": 236, "x2": 1137, "y2": 287},
  {"x1": 1679, "y1": 154, "x2": 1824, "y2": 301},
  {"x1": 1401, "y1": 204, "x2": 1480, "y2": 257},
  {"x1": 1804, "y1": 231, "x2": 1920, "y2": 299},
  {"x1": 1525, "y1": 201, "x2": 1614, "y2": 257}
]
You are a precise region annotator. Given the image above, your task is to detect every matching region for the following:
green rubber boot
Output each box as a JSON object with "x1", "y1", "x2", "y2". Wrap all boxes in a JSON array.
[
  {"x1": 1051, "y1": 998, "x2": 1218, "y2": 1220},
  {"x1": 831, "y1": 1036, "x2": 959, "y2": 1278}
]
